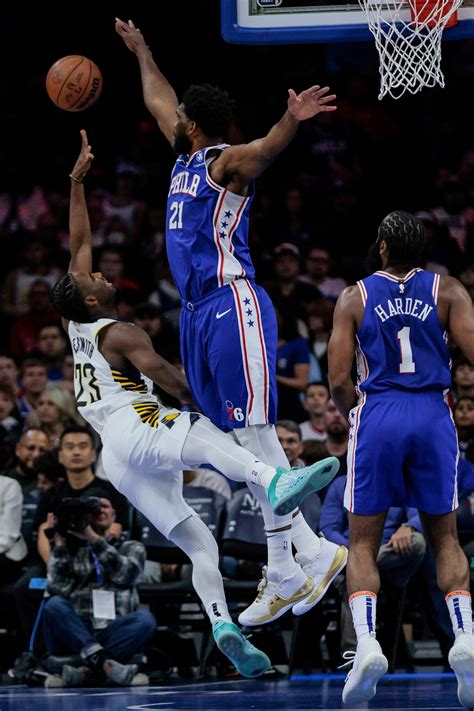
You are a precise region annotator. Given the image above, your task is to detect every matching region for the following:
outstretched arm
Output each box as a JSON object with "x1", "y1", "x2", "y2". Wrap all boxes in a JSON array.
[
  {"x1": 115, "y1": 18, "x2": 178, "y2": 146},
  {"x1": 328, "y1": 286, "x2": 359, "y2": 420},
  {"x1": 211, "y1": 85, "x2": 336, "y2": 190},
  {"x1": 102, "y1": 322, "x2": 193, "y2": 403},
  {"x1": 68, "y1": 129, "x2": 94, "y2": 272}
]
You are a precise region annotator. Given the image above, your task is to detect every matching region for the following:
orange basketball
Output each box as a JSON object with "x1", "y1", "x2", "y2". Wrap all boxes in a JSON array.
[{"x1": 46, "y1": 55, "x2": 103, "y2": 112}]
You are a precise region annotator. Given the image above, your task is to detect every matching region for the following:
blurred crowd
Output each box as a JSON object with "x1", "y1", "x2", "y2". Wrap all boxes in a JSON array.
[{"x1": 0, "y1": 70, "x2": 473, "y2": 683}]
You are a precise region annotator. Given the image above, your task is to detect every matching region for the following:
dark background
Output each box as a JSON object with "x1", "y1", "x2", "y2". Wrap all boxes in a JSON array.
[{"x1": 1, "y1": 2, "x2": 473, "y2": 243}]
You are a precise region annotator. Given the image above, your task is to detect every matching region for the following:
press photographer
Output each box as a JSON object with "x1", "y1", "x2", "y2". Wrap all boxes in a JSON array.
[{"x1": 42, "y1": 495, "x2": 156, "y2": 687}]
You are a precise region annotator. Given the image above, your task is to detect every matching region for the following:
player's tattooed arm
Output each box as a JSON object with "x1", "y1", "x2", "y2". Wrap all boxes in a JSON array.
[
  {"x1": 102, "y1": 323, "x2": 193, "y2": 402},
  {"x1": 328, "y1": 286, "x2": 359, "y2": 421},
  {"x1": 115, "y1": 18, "x2": 178, "y2": 146},
  {"x1": 68, "y1": 129, "x2": 94, "y2": 273}
]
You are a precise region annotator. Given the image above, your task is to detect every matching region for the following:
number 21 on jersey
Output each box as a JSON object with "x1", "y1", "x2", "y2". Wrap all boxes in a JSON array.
[
  {"x1": 169, "y1": 201, "x2": 183, "y2": 229},
  {"x1": 397, "y1": 326, "x2": 416, "y2": 373},
  {"x1": 75, "y1": 363, "x2": 101, "y2": 407}
]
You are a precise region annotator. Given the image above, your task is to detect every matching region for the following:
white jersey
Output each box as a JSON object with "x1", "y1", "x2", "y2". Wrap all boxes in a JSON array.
[{"x1": 68, "y1": 318, "x2": 158, "y2": 435}]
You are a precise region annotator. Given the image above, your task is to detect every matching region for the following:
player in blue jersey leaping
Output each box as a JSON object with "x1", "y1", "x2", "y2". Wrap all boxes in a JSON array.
[
  {"x1": 116, "y1": 17, "x2": 347, "y2": 626},
  {"x1": 328, "y1": 211, "x2": 474, "y2": 707}
]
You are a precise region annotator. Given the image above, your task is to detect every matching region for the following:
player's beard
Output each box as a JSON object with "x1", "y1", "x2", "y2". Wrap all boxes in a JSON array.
[
  {"x1": 365, "y1": 241, "x2": 382, "y2": 274},
  {"x1": 173, "y1": 130, "x2": 192, "y2": 155}
]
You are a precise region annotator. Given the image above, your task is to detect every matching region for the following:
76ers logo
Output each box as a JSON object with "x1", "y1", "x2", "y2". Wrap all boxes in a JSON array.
[{"x1": 225, "y1": 400, "x2": 244, "y2": 423}]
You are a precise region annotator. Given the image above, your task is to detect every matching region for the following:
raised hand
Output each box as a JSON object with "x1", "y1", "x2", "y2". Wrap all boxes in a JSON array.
[
  {"x1": 70, "y1": 129, "x2": 94, "y2": 182},
  {"x1": 115, "y1": 17, "x2": 148, "y2": 54},
  {"x1": 287, "y1": 85, "x2": 337, "y2": 121}
]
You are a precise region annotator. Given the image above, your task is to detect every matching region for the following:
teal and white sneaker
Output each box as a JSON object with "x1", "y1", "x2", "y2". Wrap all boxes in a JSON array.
[
  {"x1": 267, "y1": 456, "x2": 340, "y2": 516},
  {"x1": 212, "y1": 620, "x2": 271, "y2": 678}
]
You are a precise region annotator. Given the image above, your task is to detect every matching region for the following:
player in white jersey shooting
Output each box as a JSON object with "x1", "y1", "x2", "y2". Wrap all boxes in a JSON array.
[
  {"x1": 50, "y1": 131, "x2": 339, "y2": 678},
  {"x1": 116, "y1": 17, "x2": 347, "y2": 627}
]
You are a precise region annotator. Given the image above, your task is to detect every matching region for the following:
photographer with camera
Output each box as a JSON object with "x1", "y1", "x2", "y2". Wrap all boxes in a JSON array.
[{"x1": 42, "y1": 495, "x2": 156, "y2": 687}]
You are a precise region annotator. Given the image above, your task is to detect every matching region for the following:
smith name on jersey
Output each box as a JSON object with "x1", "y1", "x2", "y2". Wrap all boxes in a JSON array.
[{"x1": 166, "y1": 145, "x2": 256, "y2": 303}]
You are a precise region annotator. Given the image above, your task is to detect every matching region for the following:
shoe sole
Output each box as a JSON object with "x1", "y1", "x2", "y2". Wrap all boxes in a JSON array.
[
  {"x1": 449, "y1": 643, "x2": 474, "y2": 709},
  {"x1": 215, "y1": 630, "x2": 271, "y2": 678},
  {"x1": 293, "y1": 546, "x2": 348, "y2": 616},
  {"x1": 342, "y1": 652, "x2": 388, "y2": 705},
  {"x1": 272, "y1": 457, "x2": 340, "y2": 516}
]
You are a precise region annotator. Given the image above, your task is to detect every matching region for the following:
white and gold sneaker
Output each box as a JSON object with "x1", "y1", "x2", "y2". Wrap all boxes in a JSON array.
[
  {"x1": 292, "y1": 539, "x2": 348, "y2": 616},
  {"x1": 238, "y1": 565, "x2": 314, "y2": 627}
]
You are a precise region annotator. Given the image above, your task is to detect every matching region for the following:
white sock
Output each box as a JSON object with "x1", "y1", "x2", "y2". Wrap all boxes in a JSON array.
[
  {"x1": 349, "y1": 591, "x2": 377, "y2": 642},
  {"x1": 265, "y1": 525, "x2": 298, "y2": 579},
  {"x1": 291, "y1": 510, "x2": 321, "y2": 561},
  {"x1": 445, "y1": 590, "x2": 473, "y2": 637}
]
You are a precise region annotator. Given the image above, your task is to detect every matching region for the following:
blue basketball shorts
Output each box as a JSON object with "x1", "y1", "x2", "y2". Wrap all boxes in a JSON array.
[
  {"x1": 345, "y1": 391, "x2": 459, "y2": 515},
  {"x1": 180, "y1": 278, "x2": 278, "y2": 431}
]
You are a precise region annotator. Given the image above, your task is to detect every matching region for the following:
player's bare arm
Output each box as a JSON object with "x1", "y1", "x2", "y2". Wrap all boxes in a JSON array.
[
  {"x1": 68, "y1": 129, "x2": 94, "y2": 273},
  {"x1": 328, "y1": 285, "x2": 361, "y2": 420},
  {"x1": 210, "y1": 85, "x2": 336, "y2": 191},
  {"x1": 115, "y1": 18, "x2": 178, "y2": 145},
  {"x1": 442, "y1": 276, "x2": 474, "y2": 364},
  {"x1": 100, "y1": 322, "x2": 193, "y2": 403}
]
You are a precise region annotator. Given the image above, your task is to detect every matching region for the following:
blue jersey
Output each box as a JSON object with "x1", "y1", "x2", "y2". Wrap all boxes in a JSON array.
[
  {"x1": 356, "y1": 269, "x2": 451, "y2": 395},
  {"x1": 166, "y1": 145, "x2": 255, "y2": 302}
]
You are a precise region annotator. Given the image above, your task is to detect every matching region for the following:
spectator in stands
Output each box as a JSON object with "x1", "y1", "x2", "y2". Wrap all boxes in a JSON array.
[
  {"x1": 276, "y1": 420, "x2": 305, "y2": 468},
  {"x1": 454, "y1": 396, "x2": 474, "y2": 463},
  {"x1": 452, "y1": 358, "x2": 474, "y2": 400},
  {"x1": 56, "y1": 352, "x2": 74, "y2": 395},
  {"x1": 147, "y1": 258, "x2": 182, "y2": 328},
  {"x1": 12, "y1": 427, "x2": 129, "y2": 649},
  {"x1": 26, "y1": 386, "x2": 83, "y2": 448},
  {"x1": 0, "y1": 475, "x2": 28, "y2": 583},
  {"x1": 305, "y1": 399, "x2": 350, "y2": 487},
  {"x1": 306, "y1": 299, "x2": 335, "y2": 381},
  {"x1": 101, "y1": 161, "x2": 147, "y2": 246},
  {"x1": 0, "y1": 383, "x2": 22, "y2": 445},
  {"x1": 276, "y1": 306, "x2": 310, "y2": 421},
  {"x1": 34, "y1": 451, "x2": 65, "y2": 493},
  {"x1": 274, "y1": 186, "x2": 313, "y2": 252},
  {"x1": 0, "y1": 354, "x2": 20, "y2": 397},
  {"x1": 97, "y1": 247, "x2": 140, "y2": 291},
  {"x1": 28, "y1": 323, "x2": 69, "y2": 381},
  {"x1": 320, "y1": 475, "x2": 426, "y2": 652},
  {"x1": 8, "y1": 281, "x2": 60, "y2": 361},
  {"x1": 17, "y1": 359, "x2": 49, "y2": 421},
  {"x1": 265, "y1": 243, "x2": 322, "y2": 322},
  {"x1": 133, "y1": 302, "x2": 178, "y2": 363},
  {"x1": 2, "y1": 428, "x2": 50, "y2": 494},
  {"x1": 35, "y1": 426, "x2": 129, "y2": 567},
  {"x1": 300, "y1": 381, "x2": 330, "y2": 441},
  {"x1": 0, "y1": 237, "x2": 63, "y2": 320},
  {"x1": 301, "y1": 247, "x2": 347, "y2": 301},
  {"x1": 42, "y1": 495, "x2": 155, "y2": 687}
]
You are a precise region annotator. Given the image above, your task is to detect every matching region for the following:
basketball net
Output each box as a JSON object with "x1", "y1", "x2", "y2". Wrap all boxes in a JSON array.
[{"x1": 358, "y1": 0, "x2": 462, "y2": 99}]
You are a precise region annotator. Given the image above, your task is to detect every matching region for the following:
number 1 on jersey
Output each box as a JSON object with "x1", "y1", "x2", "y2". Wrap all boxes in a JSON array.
[{"x1": 397, "y1": 326, "x2": 416, "y2": 373}]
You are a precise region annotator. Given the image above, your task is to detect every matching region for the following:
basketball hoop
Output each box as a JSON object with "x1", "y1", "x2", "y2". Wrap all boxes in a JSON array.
[{"x1": 358, "y1": 0, "x2": 462, "y2": 99}]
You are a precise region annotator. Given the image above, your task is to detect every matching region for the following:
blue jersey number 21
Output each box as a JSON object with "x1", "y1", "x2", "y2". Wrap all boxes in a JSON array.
[{"x1": 169, "y1": 201, "x2": 183, "y2": 229}]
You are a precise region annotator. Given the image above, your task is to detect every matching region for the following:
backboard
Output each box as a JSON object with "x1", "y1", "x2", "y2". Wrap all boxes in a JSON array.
[{"x1": 221, "y1": 0, "x2": 474, "y2": 43}]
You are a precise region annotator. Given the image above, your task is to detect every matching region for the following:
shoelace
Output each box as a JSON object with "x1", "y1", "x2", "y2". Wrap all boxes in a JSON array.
[{"x1": 338, "y1": 650, "x2": 356, "y2": 670}]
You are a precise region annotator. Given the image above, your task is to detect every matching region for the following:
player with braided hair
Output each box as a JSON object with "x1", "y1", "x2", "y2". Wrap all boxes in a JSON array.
[{"x1": 329, "y1": 210, "x2": 474, "y2": 707}]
